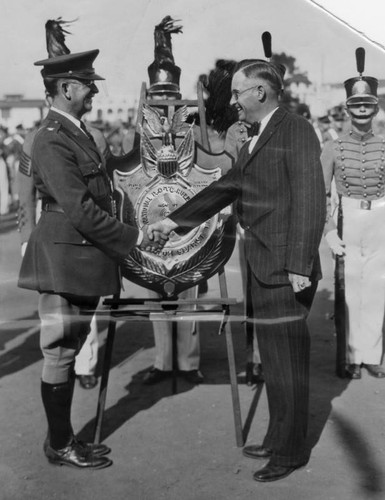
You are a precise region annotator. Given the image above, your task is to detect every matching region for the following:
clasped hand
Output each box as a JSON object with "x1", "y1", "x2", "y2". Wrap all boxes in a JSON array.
[{"x1": 138, "y1": 220, "x2": 175, "y2": 253}]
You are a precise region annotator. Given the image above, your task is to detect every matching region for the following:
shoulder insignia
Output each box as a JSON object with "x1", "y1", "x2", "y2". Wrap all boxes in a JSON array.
[
  {"x1": 40, "y1": 120, "x2": 61, "y2": 134},
  {"x1": 19, "y1": 151, "x2": 32, "y2": 177}
]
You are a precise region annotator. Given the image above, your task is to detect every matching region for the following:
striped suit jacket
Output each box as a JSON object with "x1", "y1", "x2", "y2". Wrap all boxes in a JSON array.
[{"x1": 170, "y1": 107, "x2": 326, "y2": 286}]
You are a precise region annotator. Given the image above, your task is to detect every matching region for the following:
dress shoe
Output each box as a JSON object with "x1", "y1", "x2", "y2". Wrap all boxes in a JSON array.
[
  {"x1": 253, "y1": 462, "x2": 305, "y2": 482},
  {"x1": 179, "y1": 369, "x2": 204, "y2": 384},
  {"x1": 243, "y1": 444, "x2": 272, "y2": 459},
  {"x1": 74, "y1": 438, "x2": 111, "y2": 457},
  {"x1": 143, "y1": 368, "x2": 172, "y2": 385},
  {"x1": 77, "y1": 374, "x2": 98, "y2": 389},
  {"x1": 346, "y1": 364, "x2": 361, "y2": 379},
  {"x1": 43, "y1": 435, "x2": 110, "y2": 457},
  {"x1": 45, "y1": 439, "x2": 112, "y2": 469},
  {"x1": 364, "y1": 364, "x2": 385, "y2": 378}
]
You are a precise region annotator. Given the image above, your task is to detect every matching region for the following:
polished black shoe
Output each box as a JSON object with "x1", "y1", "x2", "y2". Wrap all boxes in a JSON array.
[
  {"x1": 143, "y1": 368, "x2": 172, "y2": 385},
  {"x1": 45, "y1": 440, "x2": 112, "y2": 469},
  {"x1": 179, "y1": 369, "x2": 204, "y2": 384},
  {"x1": 346, "y1": 364, "x2": 362, "y2": 379},
  {"x1": 77, "y1": 375, "x2": 98, "y2": 389},
  {"x1": 43, "y1": 435, "x2": 111, "y2": 457},
  {"x1": 253, "y1": 462, "x2": 304, "y2": 482},
  {"x1": 74, "y1": 439, "x2": 111, "y2": 457},
  {"x1": 243, "y1": 444, "x2": 272, "y2": 459},
  {"x1": 364, "y1": 364, "x2": 385, "y2": 378}
]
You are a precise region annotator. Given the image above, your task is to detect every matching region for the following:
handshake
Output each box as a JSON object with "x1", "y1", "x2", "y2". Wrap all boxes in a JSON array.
[{"x1": 138, "y1": 218, "x2": 178, "y2": 253}]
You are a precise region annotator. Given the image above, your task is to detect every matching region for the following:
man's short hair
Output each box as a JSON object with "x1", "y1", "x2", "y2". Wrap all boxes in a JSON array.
[
  {"x1": 235, "y1": 59, "x2": 285, "y2": 94},
  {"x1": 43, "y1": 77, "x2": 59, "y2": 98}
]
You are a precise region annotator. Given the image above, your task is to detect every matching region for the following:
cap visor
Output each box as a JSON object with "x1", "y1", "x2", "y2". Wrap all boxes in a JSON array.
[{"x1": 347, "y1": 95, "x2": 378, "y2": 105}]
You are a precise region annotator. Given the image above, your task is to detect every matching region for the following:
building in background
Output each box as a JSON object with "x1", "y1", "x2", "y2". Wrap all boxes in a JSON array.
[{"x1": 0, "y1": 95, "x2": 45, "y2": 132}]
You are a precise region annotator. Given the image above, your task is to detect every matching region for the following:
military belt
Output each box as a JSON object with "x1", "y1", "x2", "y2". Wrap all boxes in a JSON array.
[
  {"x1": 41, "y1": 199, "x2": 64, "y2": 213},
  {"x1": 342, "y1": 196, "x2": 385, "y2": 211}
]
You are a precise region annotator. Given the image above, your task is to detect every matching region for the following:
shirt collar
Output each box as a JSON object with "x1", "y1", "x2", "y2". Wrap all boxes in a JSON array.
[
  {"x1": 259, "y1": 107, "x2": 279, "y2": 135},
  {"x1": 51, "y1": 106, "x2": 82, "y2": 130},
  {"x1": 348, "y1": 129, "x2": 375, "y2": 142},
  {"x1": 248, "y1": 107, "x2": 279, "y2": 153}
]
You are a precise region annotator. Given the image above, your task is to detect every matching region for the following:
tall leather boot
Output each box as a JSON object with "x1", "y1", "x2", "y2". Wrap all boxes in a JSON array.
[{"x1": 40, "y1": 380, "x2": 112, "y2": 469}]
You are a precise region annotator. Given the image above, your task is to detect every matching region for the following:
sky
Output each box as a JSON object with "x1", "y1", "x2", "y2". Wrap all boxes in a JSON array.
[{"x1": 1, "y1": 0, "x2": 385, "y2": 102}]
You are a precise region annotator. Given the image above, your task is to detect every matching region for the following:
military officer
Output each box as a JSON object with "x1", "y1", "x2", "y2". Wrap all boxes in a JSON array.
[
  {"x1": 18, "y1": 20, "x2": 162, "y2": 470},
  {"x1": 18, "y1": 95, "x2": 109, "y2": 391},
  {"x1": 322, "y1": 47, "x2": 385, "y2": 380}
]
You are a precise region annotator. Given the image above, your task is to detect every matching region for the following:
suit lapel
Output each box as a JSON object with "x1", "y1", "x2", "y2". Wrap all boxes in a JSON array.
[
  {"x1": 243, "y1": 107, "x2": 287, "y2": 167},
  {"x1": 48, "y1": 110, "x2": 102, "y2": 165}
]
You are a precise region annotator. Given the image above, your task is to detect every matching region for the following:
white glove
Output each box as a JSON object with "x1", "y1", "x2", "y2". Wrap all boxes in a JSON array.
[
  {"x1": 21, "y1": 242, "x2": 28, "y2": 257},
  {"x1": 325, "y1": 229, "x2": 345, "y2": 256}
]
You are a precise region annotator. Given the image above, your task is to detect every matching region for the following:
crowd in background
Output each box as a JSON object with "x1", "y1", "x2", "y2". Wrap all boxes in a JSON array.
[{"x1": 0, "y1": 99, "x2": 383, "y2": 217}]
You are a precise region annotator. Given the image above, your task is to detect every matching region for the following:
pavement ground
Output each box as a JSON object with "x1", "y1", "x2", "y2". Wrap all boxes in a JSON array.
[{"x1": 1, "y1": 211, "x2": 385, "y2": 500}]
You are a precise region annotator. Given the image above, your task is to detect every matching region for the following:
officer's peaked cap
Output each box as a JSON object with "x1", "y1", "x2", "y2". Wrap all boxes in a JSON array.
[
  {"x1": 35, "y1": 50, "x2": 104, "y2": 80},
  {"x1": 34, "y1": 18, "x2": 104, "y2": 81}
]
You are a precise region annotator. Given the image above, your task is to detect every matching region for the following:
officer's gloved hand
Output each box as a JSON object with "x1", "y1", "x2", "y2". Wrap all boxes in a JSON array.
[{"x1": 325, "y1": 229, "x2": 345, "y2": 256}]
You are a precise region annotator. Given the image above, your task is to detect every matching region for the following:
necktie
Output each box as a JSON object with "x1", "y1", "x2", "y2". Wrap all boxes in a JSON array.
[
  {"x1": 80, "y1": 121, "x2": 96, "y2": 145},
  {"x1": 247, "y1": 121, "x2": 261, "y2": 137}
]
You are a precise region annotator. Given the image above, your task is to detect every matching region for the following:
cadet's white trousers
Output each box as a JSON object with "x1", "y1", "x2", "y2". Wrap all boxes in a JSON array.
[
  {"x1": 149, "y1": 287, "x2": 200, "y2": 371},
  {"x1": 342, "y1": 197, "x2": 385, "y2": 364}
]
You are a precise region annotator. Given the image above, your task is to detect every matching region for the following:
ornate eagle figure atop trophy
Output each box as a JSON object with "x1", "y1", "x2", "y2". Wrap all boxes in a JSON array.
[
  {"x1": 140, "y1": 104, "x2": 194, "y2": 178},
  {"x1": 147, "y1": 16, "x2": 183, "y2": 99}
]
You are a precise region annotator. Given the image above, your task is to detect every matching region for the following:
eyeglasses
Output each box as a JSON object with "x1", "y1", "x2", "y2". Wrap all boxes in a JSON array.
[
  {"x1": 67, "y1": 80, "x2": 96, "y2": 90},
  {"x1": 231, "y1": 84, "x2": 260, "y2": 101}
]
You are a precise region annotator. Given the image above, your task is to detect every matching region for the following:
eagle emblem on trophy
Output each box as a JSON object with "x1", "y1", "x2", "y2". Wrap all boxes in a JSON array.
[{"x1": 112, "y1": 16, "x2": 236, "y2": 298}]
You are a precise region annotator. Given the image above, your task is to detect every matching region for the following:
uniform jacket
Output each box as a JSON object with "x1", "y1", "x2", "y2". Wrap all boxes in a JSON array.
[
  {"x1": 17, "y1": 121, "x2": 111, "y2": 244},
  {"x1": 18, "y1": 109, "x2": 138, "y2": 296},
  {"x1": 321, "y1": 129, "x2": 385, "y2": 233},
  {"x1": 170, "y1": 107, "x2": 326, "y2": 285},
  {"x1": 224, "y1": 121, "x2": 250, "y2": 160}
]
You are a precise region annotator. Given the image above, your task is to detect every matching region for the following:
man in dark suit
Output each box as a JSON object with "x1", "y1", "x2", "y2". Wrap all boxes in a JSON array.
[
  {"x1": 148, "y1": 59, "x2": 325, "y2": 482},
  {"x1": 18, "y1": 28, "x2": 160, "y2": 469}
]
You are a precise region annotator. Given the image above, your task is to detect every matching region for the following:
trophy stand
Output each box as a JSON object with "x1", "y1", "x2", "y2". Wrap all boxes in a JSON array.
[{"x1": 93, "y1": 272, "x2": 243, "y2": 447}]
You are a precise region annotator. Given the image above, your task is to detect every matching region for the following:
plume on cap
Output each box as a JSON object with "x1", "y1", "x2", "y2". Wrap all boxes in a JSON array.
[
  {"x1": 45, "y1": 18, "x2": 75, "y2": 58},
  {"x1": 356, "y1": 47, "x2": 365, "y2": 76},
  {"x1": 263, "y1": 31, "x2": 286, "y2": 80},
  {"x1": 262, "y1": 31, "x2": 272, "y2": 60}
]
